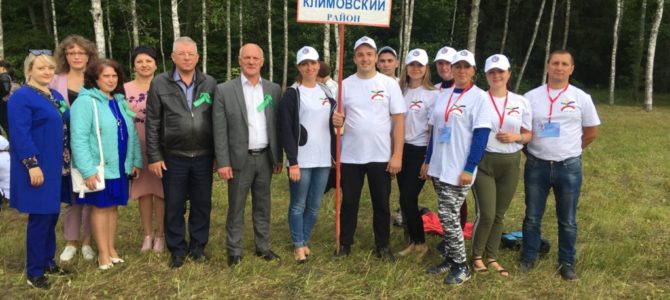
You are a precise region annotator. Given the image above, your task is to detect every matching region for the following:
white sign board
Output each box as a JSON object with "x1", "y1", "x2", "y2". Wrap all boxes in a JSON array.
[{"x1": 297, "y1": 0, "x2": 392, "y2": 27}]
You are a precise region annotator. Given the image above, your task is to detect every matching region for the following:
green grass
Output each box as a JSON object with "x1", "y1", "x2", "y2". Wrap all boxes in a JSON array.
[{"x1": 1, "y1": 103, "x2": 669, "y2": 299}]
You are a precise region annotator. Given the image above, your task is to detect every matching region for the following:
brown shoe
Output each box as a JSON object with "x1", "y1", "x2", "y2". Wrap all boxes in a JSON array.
[{"x1": 398, "y1": 243, "x2": 416, "y2": 256}]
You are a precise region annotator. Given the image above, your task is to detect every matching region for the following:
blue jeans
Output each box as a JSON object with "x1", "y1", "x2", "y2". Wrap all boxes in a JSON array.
[
  {"x1": 288, "y1": 167, "x2": 330, "y2": 248},
  {"x1": 522, "y1": 154, "x2": 582, "y2": 265}
]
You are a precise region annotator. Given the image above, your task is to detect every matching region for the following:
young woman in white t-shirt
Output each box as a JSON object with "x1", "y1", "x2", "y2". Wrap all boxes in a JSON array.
[
  {"x1": 395, "y1": 49, "x2": 436, "y2": 257},
  {"x1": 470, "y1": 54, "x2": 532, "y2": 277},
  {"x1": 421, "y1": 50, "x2": 495, "y2": 285},
  {"x1": 278, "y1": 46, "x2": 336, "y2": 263}
]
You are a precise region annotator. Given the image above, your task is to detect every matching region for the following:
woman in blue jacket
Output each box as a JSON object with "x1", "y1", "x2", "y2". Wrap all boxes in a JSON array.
[
  {"x1": 70, "y1": 59, "x2": 142, "y2": 270},
  {"x1": 9, "y1": 50, "x2": 70, "y2": 289}
]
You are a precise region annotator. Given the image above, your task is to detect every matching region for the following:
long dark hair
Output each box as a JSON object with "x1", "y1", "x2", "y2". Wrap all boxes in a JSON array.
[{"x1": 84, "y1": 59, "x2": 125, "y2": 95}]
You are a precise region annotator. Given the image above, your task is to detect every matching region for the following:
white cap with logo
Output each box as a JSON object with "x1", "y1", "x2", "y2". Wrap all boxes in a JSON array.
[
  {"x1": 405, "y1": 48, "x2": 429, "y2": 65},
  {"x1": 451, "y1": 50, "x2": 476, "y2": 67},
  {"x1": 434, "y1": 46, "x2": 458, "y2": 63},
  {"x1": 296, "y1": 46, "x2": 319, "y2": 65},
  {"x1": 484, "y1": 54, "x2": 511, "y2": 72},
  {"x1": 354, "y1": 36, "x2": 377, "y2": 51}
]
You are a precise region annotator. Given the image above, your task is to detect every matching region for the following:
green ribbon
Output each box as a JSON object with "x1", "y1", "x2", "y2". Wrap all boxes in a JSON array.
[
  {"x1": 193, "y1": 92, "x2": 212, "y2": 107},
  {"x1": 256, "y1": 94, "x2": 273, "y2": 112},
  {"x1": 58, "y1": 100, "x2": 67, "y2": 114}
]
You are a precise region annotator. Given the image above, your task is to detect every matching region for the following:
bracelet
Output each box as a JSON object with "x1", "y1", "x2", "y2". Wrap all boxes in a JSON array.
[{"x1": 22, "y1": 156, "x2": 39, "y2": 169}]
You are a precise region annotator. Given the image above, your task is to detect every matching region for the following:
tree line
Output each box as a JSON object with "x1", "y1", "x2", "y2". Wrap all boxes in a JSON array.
[{"x1": 0, "y1": 0, "x2": 667, "y2": 110}]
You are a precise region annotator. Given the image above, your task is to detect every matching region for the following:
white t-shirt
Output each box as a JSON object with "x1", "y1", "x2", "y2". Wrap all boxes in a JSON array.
[
  {"x1": 324, "y1": 78, "x2": 338, "y2": 101},
  {"x1": 296, "y1": 85, "x2": 332, "y2": 168},
  {"x1": 404, "y1": 87, "x2": 437, "y2": 147},
  {"x1": 341, "y1": 72, "x2": 406, "y2": 164},
  {"x1": 427, "y1": 85, "x2": 496, "y2": 185},
  {"x1": 0, "y1": 135, "x2": 9, "y2": 200},
  {"x1": 485, "y1": 91, "x2": 533, "y2": 153},
  {"x1": 524, "y1": 84, "x2": 601, "y2": 161}
]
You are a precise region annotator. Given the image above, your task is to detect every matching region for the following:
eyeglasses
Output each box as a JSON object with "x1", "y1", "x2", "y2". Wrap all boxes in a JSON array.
[
  {"x1": 174, "y1": 51, "x2": 197, "y2": 58},
  {"x1": 29, "y1": 49, "x2": 53, "y2": 56},
  {"x1": 66, "y1": 51, "x2": 88, "y2": 57}
]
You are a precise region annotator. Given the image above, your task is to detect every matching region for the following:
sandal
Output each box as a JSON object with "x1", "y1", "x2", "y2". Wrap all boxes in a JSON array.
[
  {"x1": 486, "y1": 260, "x2": 509, "y2": 277},
  {"x1": 472, "y1": 257, "x2": 488, "y2": 273}
]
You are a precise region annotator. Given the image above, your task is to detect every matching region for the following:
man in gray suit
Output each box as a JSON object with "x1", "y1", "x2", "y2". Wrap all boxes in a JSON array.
[{"x1": 213, "y1": 43, "x2": 282, "y2": 267}]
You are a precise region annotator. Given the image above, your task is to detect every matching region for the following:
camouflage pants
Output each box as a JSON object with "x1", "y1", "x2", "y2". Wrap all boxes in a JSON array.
[{"x1": 433, "y1": 179, "x2": 470, "y2": 264}]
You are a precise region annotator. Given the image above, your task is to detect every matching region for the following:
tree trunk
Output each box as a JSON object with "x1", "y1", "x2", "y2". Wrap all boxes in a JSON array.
[
  {"x1": 500, "y1": 0, "x2": 511, "y2": 53},
  {"x1": 644, "y1": 0, "x2": 664, "y2": 112},
  {"x1": 239, "y1": 0, "x2": 243, "y2": 48},
  {"x1": 467, "y1": 0, "x2": 481, "y2": 52},
  {"x1": 42, "y1": 0, "x2": 51, "y2": 36},
  {"x1": 323, "y1": 24, "x2": 330, "y2": 65},
  {"x1": 105, "y1": 0, "x2": 113, "y2": 58},
  {"x1": 131, "y1": 0, "x2": 139, "y2": 48},
  {"x1": 609, "y1": 0, "x2": 624, "y2": 105},
  {"x1": 0, "y1": 0, "x2": 3, "y2": 59},
  {"x1": 267, "y1": 0, "x2": 273, "y2": 82},
  {"x1": 51, "y1": 0, "x2": 58, "y2": 48},
  {"x1": 514, "y1": 0, "x2": 546, "y2": 92},
  {"x1": 333, "y1": 25, "x2": 339, "y2": 80},
  {"x1": 561, "y1": 0, "x2": 570, "y2": 49},
  {"x1": 401, "y1": 0, "x2": 415, "y2": 74},
  {"x1": 398, "y1": 0, "x2": 406, "y2": 63},
  {"x1": 91, "y1": 0, "x2": 106, "y2": 58},
  {"x1": 450, "y1": 0, "x2": 457, "y2": 44},
  {"x1": 171, "y1": 0, "x2": 180, "y2": 40},
  {"x1": 185, "y1": 0, "x2": 193, "y2": 37},
  {"x1": 633, "y1": 0, "x2": 647, "y2": 100},
  {"x1": 202, "y1": 0, "x2": 207, "y2": 73},
  {"x1": 158, "y1": 0, "x2": 167, "y2": 72},
  {"x1": 541, "y1": 0, "x2": 557, "y2": 84},
  {"x1": 226, "y1": 0, "x2": 231, "y2": 80},
  {"x1": 28, "y1": 3, "x2": 38, "y2": 31},
  {"x1": 282, "y1": 0, "x2": 288, "y2": 90}
]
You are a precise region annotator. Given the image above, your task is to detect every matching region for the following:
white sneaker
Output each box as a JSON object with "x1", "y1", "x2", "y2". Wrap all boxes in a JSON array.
[
  {"x1": 81, "y1": 245, "x2": 95, "y2": 260},
  {"x1": 59, "y1": 246, "x2": 77, "y2": 262}
]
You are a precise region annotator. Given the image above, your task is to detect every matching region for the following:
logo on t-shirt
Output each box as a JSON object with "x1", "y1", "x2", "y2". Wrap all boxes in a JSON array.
[
  {"x1": 506, "y1": 105, "x2": 520, "y2": 116},
  {"x1": 448, "y1": 104, "x2": 466, "y2": 116},
  {"x1": 560, "y1": 100, "x2": 576, "y2": 112},
  {"x1": 409, "y1": 99, "x2": 423, "y2": 110},
  {"x1": 370, "y1": 90, "x2": 385, "y2": 101},
  {"x1": 320, "y1": 97, "x2": 329, "y2": 106}
]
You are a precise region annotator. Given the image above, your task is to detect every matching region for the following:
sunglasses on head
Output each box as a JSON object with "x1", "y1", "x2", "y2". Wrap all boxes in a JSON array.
[{"x1": 29, "y1": 49, "x2": 53, "y2": 56}]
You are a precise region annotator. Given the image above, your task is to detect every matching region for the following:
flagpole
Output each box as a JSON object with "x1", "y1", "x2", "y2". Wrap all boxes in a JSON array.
[{"x1": 335, "y1": 23, "x2": 345, "y2": 254}]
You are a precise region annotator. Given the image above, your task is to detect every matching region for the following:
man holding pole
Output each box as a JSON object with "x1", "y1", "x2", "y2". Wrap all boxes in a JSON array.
[{"x1": 332, "y1": 36, "x2": 405, "y2": 261}]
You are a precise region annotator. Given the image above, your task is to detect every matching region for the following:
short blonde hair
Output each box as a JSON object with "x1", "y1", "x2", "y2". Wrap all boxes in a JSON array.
[{"x1": 24, "y1": 53, "x2": 57, "y2": 82}]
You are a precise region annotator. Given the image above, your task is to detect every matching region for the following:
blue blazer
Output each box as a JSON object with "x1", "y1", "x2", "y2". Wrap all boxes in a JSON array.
[{"x1": 8, "y1": 86, "x2": 66, "y2": 214}]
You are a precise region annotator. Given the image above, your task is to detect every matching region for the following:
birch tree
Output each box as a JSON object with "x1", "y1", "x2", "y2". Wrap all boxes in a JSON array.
[
  {"x1": 333, "y1": 25, "x2": 340, "y2": 80},
  {"x1": 202, "y1": 0, "x2": 207, "y2": 73},
  {"x1": 609, "y1": 0, "x2": 624, "y2": 105},
  {"x1": 500, "y1": 0, "x2": 511, "y2": 53},
  {"x1": 644, "y1": 0, "x2": 664, "y2": 112},
  {"x1": 239, "y1": 0, "x2": 243, "y2": 48},
  {"x1": 398, "y1": 0, "x2": 406, "y2": 62},
  {"x1": 91, "y1": 0, "x2": 106, "y2": 58},
  {"x1": 158, "y1": 0, "x2": 167, "y2": 71},
  {"x1": 401, "y1": 0, "x2": 415, "y2": 73},
  {"x1": 226, "y1": 0, "x2": 231, "y2": 80},
  {"x1": 131, "y1": 0, "x2": 139, "y2": 48},
  {"x1": 105, "y1": 0, "x2": 113, "y2": 58},
  {"x1": 51, "y1": 0, "x2": 58, "y2": 48},
  {"x1": 633, "y1": 0, "x2": 648, "y2": 99},
  {"x1": 323, "y1": 24, "x2": 331, "y2": 65},
  {"x1": 171, "y1": 0, "x2": 180, "y2": 40},
  {"x1": 514, "y1": 0, "x2": 546, "y2": 92},
  {"x1": 450, "y1": 0, "x2": 457, "y2": 44},
  {"x1": 541, "y1": 0, "x2": 557, "y2": 84},
  {"x1": 561, "y1": 0, "x2": 571, "y2": 49},
  {"x1": 467, "y1": 0, "x2": 481, "y2": 52},
  {"x1": 267, "y1": 0, "x2": 273, "y2": 82},
  {"x1": 282, "y1": 0, "x2": 288, "y2": 90}
]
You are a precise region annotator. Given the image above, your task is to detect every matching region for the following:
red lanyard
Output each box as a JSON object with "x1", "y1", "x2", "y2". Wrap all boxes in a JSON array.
[
  {"x1": 546, "y1": 84, "x2": 569, "y2": 123},
  {"x1": 444, "y1": 83, "x2": 472, "y2": 123},
  {"x1": 488, "y1": 91, "x2": 508, "y2": 130}
]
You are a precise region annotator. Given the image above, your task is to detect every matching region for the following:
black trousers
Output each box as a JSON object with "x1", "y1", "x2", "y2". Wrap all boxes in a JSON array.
[
  {"x1": 396, "y1": 143, "x2": 427, "y2": 244},
  {"x1": 163, "y1": 154, "x2": 213, "y2": 257},
  {"x1": 340, "y1": 162, "x2": 391, "y2": 248}
]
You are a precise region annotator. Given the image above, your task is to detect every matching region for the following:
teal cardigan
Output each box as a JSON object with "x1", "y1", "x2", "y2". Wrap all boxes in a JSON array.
[{"x1": 70, "y1": 87, "x2": 142, "y2": 179}]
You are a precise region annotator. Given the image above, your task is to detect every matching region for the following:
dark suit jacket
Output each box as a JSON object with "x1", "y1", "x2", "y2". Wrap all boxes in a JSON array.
[{"x1": 213, "y1": 77, "x2": 282, "y2": 170}]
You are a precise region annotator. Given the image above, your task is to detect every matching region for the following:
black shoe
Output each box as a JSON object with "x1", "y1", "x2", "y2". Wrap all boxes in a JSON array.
[
  {"x1": 255, "y1": 249, "x2": 281, "y2": 261},
  {"x1": 189, "y1": 250, "x2": 207, "y2": 262},
  {"x1": 558, "y1": 263, "x2": 578, "y2": 281},
  {"x1": 227, "y1": 255, "x2": 242, "y2": 267},
  {"x1": 519, "y1": 260, "x2": 536, "y2": 274},
  {"x1": 334, "y1": 245, "x2": 351, "y2": 257},
  {"x1": 444, "y1": 263, "x2": 472, "y2": 285},
  {"x1": 44, "y1": 265, "x2": 71, "y2": 277},
  {"x1": 426, "y1": 257, "x2": 454, "y2": 275},
  {"x1": 27, "y1": 275, "x2": 49, "y2": 289},
  {"x1": 375, "y1": 247, "x2": 397, "y2": 262},
  {"x1": 169, "y1": 255, "x2": 185, "y2": 269}
]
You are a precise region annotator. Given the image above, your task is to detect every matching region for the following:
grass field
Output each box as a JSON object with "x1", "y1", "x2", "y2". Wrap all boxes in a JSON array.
[{"x1": 1, "y1": 102, "x2": 669, "y2": 299}]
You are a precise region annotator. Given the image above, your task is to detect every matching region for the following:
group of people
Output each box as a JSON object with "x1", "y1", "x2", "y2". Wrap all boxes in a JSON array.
[{"x1": 4, "y1": 33, "x2": 599, "y2": 290}]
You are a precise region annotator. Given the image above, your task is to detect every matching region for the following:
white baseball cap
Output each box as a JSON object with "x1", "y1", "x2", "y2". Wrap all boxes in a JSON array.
[
  {"x1": 296, "y1": 46, "x2": 319, "y2": 65},
  {"x1": 434, "y1": 46, "x2": 457, "y2": 63},
  {"x1": 451, "y1": 49, "x2": 476, "y2": 67},
  {"x1": 377, "y1": 46, "x2": 397, "y2": 58},
  {"x1": 405, "y1": 48, "x2": 429, "y2": 65},
  {"x1": 484, "y1": 54, "x2": 511, "y2": 72},
  {"x1": 354, "y1": 36, "x2": 377, "y2": 51}
]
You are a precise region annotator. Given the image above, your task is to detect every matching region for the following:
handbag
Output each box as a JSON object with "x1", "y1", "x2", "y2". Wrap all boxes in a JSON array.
[{"x1": 71, "y1": 99, "x2": 105, "y2": 198}]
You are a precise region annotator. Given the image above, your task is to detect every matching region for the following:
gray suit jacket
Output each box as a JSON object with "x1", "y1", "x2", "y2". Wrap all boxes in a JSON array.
[{"x1": 213, "y1": 77, "x2": 282, "y2": 170}]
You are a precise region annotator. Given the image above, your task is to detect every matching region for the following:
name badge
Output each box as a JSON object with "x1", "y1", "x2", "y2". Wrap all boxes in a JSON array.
[
  {"x1": 538, "y1": 122, "x2": 560, "y2": 138},
  {"x1": 438, "y1": 126, "x2": 452, "y2": 143}
]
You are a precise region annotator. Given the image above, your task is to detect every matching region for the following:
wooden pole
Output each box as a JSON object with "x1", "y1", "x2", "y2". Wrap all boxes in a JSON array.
[{"x1": 335, "y1": 24, "x2": 345, "y2": 253}]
